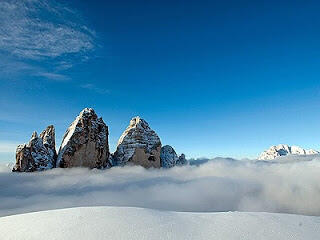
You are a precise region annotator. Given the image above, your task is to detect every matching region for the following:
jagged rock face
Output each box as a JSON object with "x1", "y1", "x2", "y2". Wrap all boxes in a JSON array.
[
  {"x1": 160, "y1": 145, "x2": 188, "y2": 168},
  {"x1": 113, "y1": 116, "x2": 161, "y2": 168},
  {"x1": 57, "y1": 108, "x2": 110, "y2": 169},
  {"x1": 40, "y1": 125, "x2": 57, "y2": 162},
  {"x1": 160, "y1": 145, "x2": 178, "y2": 168},
  {"x1": 258, "y1": 144, "x2": 319, "y2": 160},
  {"x1": 14, "y1": 144, "x2": 33, "y2": 172},
  {"x1": 13, "y1": 126, "x2": 57, "y2": 172}
]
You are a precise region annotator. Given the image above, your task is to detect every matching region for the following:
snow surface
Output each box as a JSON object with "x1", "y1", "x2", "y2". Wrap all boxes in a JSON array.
[{"x1": 0, "y1": 206, "x2": 319, "y2": 240}]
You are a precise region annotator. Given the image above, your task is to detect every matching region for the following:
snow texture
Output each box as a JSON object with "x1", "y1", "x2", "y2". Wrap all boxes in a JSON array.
[
  {"x1": 258, "y1": 144, "x2": 319, "y2": 160},
  {"x1": 0, "y1": 206, "x2": 319, "y2": 240}
]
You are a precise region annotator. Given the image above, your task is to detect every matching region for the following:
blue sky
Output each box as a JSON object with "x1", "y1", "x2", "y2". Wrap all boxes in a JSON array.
[{"x1": 1, "y1": 0, "x2": 320, "y2": 162}]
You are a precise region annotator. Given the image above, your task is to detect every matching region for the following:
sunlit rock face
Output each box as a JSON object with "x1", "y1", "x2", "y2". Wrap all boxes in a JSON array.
[
  {"x1": 113, "y1": 117, "x2": 161, "y2": 168},
  {"x1": 258, "y1": 144, "x2": 319, "y2": 160},
  {"x1": 13, "y1": 126, "x2": 57, "y2": 172},
  {"x1": 57, "y1": 108, "x2": 110, "y2": 169},
  {"x1": 160, "y1": 145, "x2": 188, "y2": 168}
]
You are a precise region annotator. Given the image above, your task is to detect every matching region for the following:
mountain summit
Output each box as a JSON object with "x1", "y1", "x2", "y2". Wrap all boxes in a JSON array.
[{"x1": 113, "y1": 116, "x2": 162, "y2": 168}]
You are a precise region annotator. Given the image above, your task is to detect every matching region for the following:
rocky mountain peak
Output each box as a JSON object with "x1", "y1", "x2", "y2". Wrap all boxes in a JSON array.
[
  {"x1": 128, "y1": 116, "x2": 149, "y2": 129},
  {"x1": 31, "y1": 131, "x2": 38, "y2": 139},
  {"x1": 57, "y1": 108, "x2": 110, "y2": 169},
  {"x1": 114, "y1": 116, "x2": 161, "y2": 168},
  {"x1": 13, "y1": 126, "x2": 57, "y2": 172},
  {"x1": 79, "y1": 107, "x2": 96, "y2": 118}
]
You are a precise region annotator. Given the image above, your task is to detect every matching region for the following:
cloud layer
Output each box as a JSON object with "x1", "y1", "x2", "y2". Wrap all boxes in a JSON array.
[{"x1": 1, "y1": 156, "x2": 320, "y2": 217}]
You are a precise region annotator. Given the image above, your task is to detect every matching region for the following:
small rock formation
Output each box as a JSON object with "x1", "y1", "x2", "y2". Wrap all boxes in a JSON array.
[
  {"x1": 113, "y1": 116, "x2": 161, "y2": 168},
  {"x1": 56, "y1": 108, "x2": 110, "y2": 169},
  {"x1": 176, "y1": 153, "x2": 188, "y2": 166},
  {"x1": 160, "y1": 145, "x2": 178, "y2": 168},
  {"x1": 258, "y1": 144, "x2": 319, "y2": 160},
  {"x1": 160, "y1": 145, "x2": 187, "y2": 168},
  {"x1": 13, "y1": 126, "x2": 57, "y2": 172}
]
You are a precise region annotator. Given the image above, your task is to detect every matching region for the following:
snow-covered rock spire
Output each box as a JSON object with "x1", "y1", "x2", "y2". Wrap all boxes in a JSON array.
[
  {"x1": 13, "y1": 126, "x2": 57, "y2": 172},
  {"x1": 113, "y1": 116, "x2": 161, "y2": 168},
  {"x1": 57, "y1": 108, "x2": 110, "y2": 169}
]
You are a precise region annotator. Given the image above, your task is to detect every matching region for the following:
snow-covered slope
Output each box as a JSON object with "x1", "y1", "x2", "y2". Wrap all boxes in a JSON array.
[
  {"x1": 0, "y1": 206, "x2": 319, "y2": 240},
  {"x1": 258, "y1": 144, "x2": 319, "y2": 160}
]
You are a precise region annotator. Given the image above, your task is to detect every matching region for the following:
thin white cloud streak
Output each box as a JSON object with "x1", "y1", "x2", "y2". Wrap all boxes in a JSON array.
[
  {"x1": 34, "y1": 72, "x2": 70, "y2": 81},
  {"x1": 80, "y1": 83, "x2": 110, "y2": 94},
  {"x1": 0, "y1": 156, "x2": 320, "y2": 217}
]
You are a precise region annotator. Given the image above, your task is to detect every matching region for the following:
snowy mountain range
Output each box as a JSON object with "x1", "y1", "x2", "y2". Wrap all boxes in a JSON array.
[{"x1": 258, "y1": 144, "x2": 319, "y2": 160}]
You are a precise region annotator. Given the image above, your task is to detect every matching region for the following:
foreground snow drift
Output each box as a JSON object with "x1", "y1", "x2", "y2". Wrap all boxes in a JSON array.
[{"x1": 0, "y1": 207, "x2": 319, "y2": 240}]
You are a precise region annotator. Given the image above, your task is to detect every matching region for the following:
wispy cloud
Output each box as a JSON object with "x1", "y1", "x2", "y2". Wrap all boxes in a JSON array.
[
  {"x1": 34, "y1": 72, "x2": 70, "y2": 81},
  {"x1": 0, "y1": 0, "x2": 96, "y2": 79},
  {"x1": 80, "y1": 83, "x2": 110, "y2": 94}
]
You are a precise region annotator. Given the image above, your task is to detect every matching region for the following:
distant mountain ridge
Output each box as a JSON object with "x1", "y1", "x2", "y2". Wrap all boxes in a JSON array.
[{"x1": 258, "y1": 144, "x2": 319, "y2": 160}]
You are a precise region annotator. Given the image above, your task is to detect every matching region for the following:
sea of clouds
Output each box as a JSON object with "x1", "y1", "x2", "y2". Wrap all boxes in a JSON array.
[{"x1": 1, "y1": 155, "x2": 320, "y2": 217}]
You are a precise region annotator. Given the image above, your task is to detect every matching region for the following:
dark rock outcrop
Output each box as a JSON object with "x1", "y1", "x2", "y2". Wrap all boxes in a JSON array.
[
  {"x1": 56, "y1": 108, "x2": 110, "y2": 169},
  {"x1": 160, "y1": 145, "x2": 187, "y2": 168},
  {"x1": 13, "y1": 126, "x2": 57, "y2": 172},
  {"x1": 176, "y1": 153, "x2": 187, "y2": 166},
  {"x1": 113, "y1": 116, "x2": 161, "y2": 168},
  {"x1": 160, "y1": 145, "x2": 178, "y2": 168}
]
